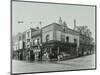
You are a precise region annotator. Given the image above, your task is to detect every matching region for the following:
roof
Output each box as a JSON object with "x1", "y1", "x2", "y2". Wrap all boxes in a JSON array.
[
  {"x1": 32, "y1": 29, "x2": 41, "y2": 37},
  {"x1": 42, "y1": 22, "x2": 80, "y2": 36},
  {"x1": 41, "y1": 22, "x2": 58, "y2": 29},
  {"x1": 22, "y1": 27, "x2": 36, "y2": 34}
]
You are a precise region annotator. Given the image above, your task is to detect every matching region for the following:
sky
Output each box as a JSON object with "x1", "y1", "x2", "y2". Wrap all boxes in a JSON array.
[{"x1": 12, "y1": 1, "x2": 96, "y2": 39}]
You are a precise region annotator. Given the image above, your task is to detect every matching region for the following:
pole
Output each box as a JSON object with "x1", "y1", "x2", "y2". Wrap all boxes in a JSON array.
[{"x1": 39, "y1": 21, "x2": 42, "y2": 61}]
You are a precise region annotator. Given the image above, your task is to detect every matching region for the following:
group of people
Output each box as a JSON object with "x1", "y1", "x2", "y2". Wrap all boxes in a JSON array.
[{"x1": 13, "y1": 49, "x2": 63, "y2": 62}]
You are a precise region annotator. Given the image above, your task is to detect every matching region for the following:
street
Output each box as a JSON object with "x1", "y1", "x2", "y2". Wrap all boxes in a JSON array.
[{"x1": 12, "y1": 54, "x2": 95, "y2": 74}]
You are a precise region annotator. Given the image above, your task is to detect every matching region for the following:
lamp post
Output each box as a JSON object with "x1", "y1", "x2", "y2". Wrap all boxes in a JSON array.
[{"x1": 39, "y1": 21, "x2": 43, "y2": 61}]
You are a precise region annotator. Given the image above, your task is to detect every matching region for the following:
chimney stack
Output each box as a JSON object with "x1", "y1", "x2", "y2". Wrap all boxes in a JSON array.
[
  {"x1": 74, "y1": 19, "x2": 76, "y2": 30},
  {"x1": 59, "y1": 16, "x2": 63, "y2": 25},
  {"x1": 36, "y1": 27, "x2": 39, "y2": 30}
]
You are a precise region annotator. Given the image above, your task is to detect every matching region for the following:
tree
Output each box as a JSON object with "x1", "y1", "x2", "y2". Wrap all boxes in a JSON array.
[{"x1": 76, "y1": 25, "x2": 92, "y2": 37}]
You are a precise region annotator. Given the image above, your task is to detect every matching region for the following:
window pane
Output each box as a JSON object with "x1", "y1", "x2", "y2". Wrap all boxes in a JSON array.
[
  {"x1": 27, "y1": 39, "x2": 30, "y2": 42},
  {"x1": 46, "y1": 35, "x2": 49, "y2": 42},
  {"x1": 27, "y1": 32, "x2": 30, "y2": 37},
  {"x1": 33, "y1": 40, "x2": 34, "y2": 45},
  {"x1": 18, "y1": 36, "x2": 21, "y2": 41},
  {"x1": 37, "y1": 39, "x2": 39, "y2": 44},
  {"x1": 66, "y1": 36, "x2": 69, "y2": 42},
  {"x1": 61, "y1": 35, "x2": 65, "y2": 42},
  {"x1": 74, "y1": 39, "x2": 77, "y2": 44}
]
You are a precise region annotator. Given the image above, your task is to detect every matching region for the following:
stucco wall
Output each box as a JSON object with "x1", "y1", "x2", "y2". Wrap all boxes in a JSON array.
[
  {"x1": 42, "y1": 31, "x2": 54, "y2": 43},
  {"x1": 25, "y1": 29, "x2": 32, "y2": 40},
  {"x1": 14, "y1": 41, "x2": 23, "y2": 50},
  {"x1": 31, "y1": 36, "x2": 41, "y2": 45},
  {"x1": 42, "y1": 24, "x2": 54, "y2": 43},
  {"x1": 56, "y1": 30, "x2": 79, "y2": 47}
]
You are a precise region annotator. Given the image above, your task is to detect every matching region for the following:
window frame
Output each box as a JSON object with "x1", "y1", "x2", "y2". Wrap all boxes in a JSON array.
[
  {"x1": 46, "y1": 35, "x2": 49, "y2": 42},
  {"x1": 66, "y1": 36, "x2": 69, "y2": 43}
]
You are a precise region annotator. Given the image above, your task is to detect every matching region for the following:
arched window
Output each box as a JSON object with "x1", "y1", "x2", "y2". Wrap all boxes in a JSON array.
[
  {"x1": 74, "y1": 38, "x2": 77, "y2": 44},
  {"x1": 66, "y1": 36, "x2": 69, "y2": 42},
  {"x1": 46, "y1": 35, "x2": 49, "y2": 42}
]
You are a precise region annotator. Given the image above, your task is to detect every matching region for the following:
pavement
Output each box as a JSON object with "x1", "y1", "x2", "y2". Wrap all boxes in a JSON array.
[{"x1": 12, "y1": 54, "x2": 95, "y2": 74}]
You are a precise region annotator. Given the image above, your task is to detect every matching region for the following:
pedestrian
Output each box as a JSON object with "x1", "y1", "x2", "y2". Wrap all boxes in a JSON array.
[{"x1": 57, "y1": 55, "x2": 60, "y2": 61}]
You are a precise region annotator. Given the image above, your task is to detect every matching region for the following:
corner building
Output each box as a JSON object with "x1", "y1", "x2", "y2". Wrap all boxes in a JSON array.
[
  {"x1": 41, "y1": 23, "x2": 80, "y2": 59},
  {"x1": 13, "y1": 22, "x2": 82, "y2": 60}
]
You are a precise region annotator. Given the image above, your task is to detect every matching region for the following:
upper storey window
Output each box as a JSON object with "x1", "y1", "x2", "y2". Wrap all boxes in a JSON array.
[
  {"x1": 46, "y1": 35, "x2": 49, "y2": 42},
  {"x1": 18, "y1": 36, "x2": 21, "y2": 41},
  {"x1": 27, "y1": 39, "x2": 30, "y2": 42},
  {"x1": 61, "y1": 35, "x2": 65, "y2": 42},
  {"x1": 37, "y1": 38, "x2": 40, "y2": 44},
  {"x1": 66, "y1": 36, "x2": 69, "y2": 42},
  {"x1": 74, "y1": 38, "x2": 77, "y2": 44},
  {"x1": 27, "y1": 32, "x2": 30, "y2": 38}
]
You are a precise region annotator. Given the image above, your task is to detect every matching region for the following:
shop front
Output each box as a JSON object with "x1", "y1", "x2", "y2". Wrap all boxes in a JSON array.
[{"x1": 42, "y1": 41, "x2": 77, "y2": 61}]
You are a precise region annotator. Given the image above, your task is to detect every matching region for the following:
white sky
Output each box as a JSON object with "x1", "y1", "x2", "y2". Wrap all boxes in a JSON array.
[{"x1": 12, "y1": 1, "x2": 95, "y2": 39}]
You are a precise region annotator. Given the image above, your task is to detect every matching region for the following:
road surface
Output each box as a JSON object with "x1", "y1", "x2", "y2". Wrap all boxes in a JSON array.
[{"x1": 12, "y1": 54, "x2": 95, "y2": 74}]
